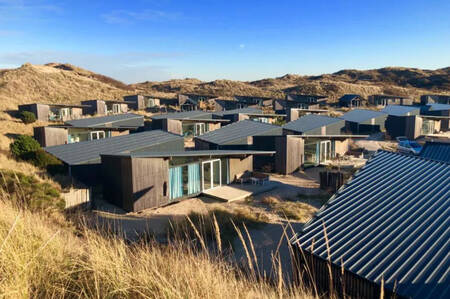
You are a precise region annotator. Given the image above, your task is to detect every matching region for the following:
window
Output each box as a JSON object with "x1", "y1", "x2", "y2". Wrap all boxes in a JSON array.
[
  {"x1": 112, "y1": 104, "x2": 120, "y2": 114},
  {"x1": 89, "y1": 131, "x2": 106, "y2": 140}
]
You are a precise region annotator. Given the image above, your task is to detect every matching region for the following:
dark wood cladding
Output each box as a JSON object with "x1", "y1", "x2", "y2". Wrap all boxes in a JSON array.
[
  {"x1": 293, "y1": 248, "x2": 403, "y2": 299},
  {"x1": 33, "y1": 126, "x2": 68, "y2": 147},
  {"x1": 101, "y1": 155, "x2": 170, "y2": 212},
  {"x1": 275, "y1": 136, "x2": 303, "y2": 174}
]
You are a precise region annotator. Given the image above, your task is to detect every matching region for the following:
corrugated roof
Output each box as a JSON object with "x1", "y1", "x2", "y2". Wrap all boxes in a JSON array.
[
  {"x1": 419, "y1": 141, "x2": 450, "y2": 163},
  {"x1": 340, "y1": 109, "x2": 387, "y2": 123},
  {"x1": 44, "y1": 130, "x2": 183, "y2": 165},
  {"x1": 214, "y1": 107, "x2": 262, "y2": 116},
  {"x1": 151, "y1": 110, "x2": 212, "y2": 120},
  {"x1": 103, "y1": 150, "x2": 276, "y2": 158},
  {"x1": 381, "y1": 105, "x2": 421, "y2": 116},
  {"x1": 195, "y1": 119, "x2": 282, "y2": 145},
  {"x1": 293, "y1": 150, "x2": 450, "y2": 299},
  {"x1": 65, "y1": 113, "x2": 143, "y2": 128},
  {"x1": 283, "y1": 114, "x2": 343, "y2": 133}
]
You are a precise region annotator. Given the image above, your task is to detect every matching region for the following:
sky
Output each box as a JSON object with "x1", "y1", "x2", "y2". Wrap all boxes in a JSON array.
[{"x1": 0, "y1": 0, "x2": 449, "y2": 83}]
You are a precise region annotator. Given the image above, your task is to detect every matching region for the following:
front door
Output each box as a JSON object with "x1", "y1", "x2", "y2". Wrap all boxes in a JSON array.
[{"x1": 202, "y1": 159, "x2": 221, "y2": 191}]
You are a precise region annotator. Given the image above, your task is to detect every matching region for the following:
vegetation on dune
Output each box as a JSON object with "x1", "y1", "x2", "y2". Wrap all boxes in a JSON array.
[
  {"x1": 9, "y1": 135, "x2": 64, "y2": 174},
  {"x1": 0, "y1": 169, "x2": 64, "y2": 211},
  {"x1": 171, "y1": 206, "x2": 270, "y2": 248},
  {"x1": 9, "y1": 135, "x2": 40, "y2": 160},
  {"x1": 0, "y1": 185, "x2": 314, "y2": 298},
  {"x1": 19, "y1": 111, "x2": 36, "y2": 124},
  {"x1": 261, "y1": 196, "x2": 318, "y2": 222}
]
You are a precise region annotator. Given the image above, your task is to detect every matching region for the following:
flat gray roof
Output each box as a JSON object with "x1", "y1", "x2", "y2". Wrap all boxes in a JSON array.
[
  {"x1": 340, "y1": 109, "x2": 387, "y2": 123},
  {"x1": 293, "y1": 150, "x2": 450, "y2": 299},
  {"x1": 65, "y1": 113, "x2": 144, "y2": 128},
  {"x1": 213, "y1": 107, "x2": 262, "y2": 116},
  {"x1": 151, "y1": 110, "x2": 212, "y2": 120},
  {"x1": 283, "y1": 114, "x2": 344, "y2": 133},
  {"x1": 103, "y1": 150, "x2": 276, "y2": 158},
  {"x1": 44, "y1": 130, "x2": 183, "y2": 165},
  {"x1": 195, "y1": 119, "x2": 282, "y2": 145},
  {"x1": 381, "y1": 105, "x2": 421, "y2": 116}
]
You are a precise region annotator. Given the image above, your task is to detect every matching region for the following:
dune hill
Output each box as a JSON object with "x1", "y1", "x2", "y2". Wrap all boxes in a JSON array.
[{"x1": 0, "y1": 63, "x2": 449, "y2": 111}]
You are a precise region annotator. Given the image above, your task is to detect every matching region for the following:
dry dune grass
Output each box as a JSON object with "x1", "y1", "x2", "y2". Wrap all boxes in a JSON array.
[{"x1": 0, "y1": 196, "x2": 315, "y2": 298}]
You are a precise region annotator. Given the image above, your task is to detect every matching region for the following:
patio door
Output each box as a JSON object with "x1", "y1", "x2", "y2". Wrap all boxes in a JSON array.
[
  {"x1": 319, "y1": 141, "x2": 332, "y2": 163},
  {"x1": 195, "y1": 123, "x2": 206, "y2": 136},
  {"x1": 202, "y1": 159, "x2": 221, "y2": 191}
]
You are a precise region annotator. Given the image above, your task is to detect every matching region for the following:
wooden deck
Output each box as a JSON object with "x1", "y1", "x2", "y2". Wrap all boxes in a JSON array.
[{"x1": 202, "y1": 182, "x2": 277, "y2": 202}]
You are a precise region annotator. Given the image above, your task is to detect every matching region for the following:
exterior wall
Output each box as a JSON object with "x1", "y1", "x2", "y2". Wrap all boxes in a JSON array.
[
  {"x1": 275, "y1": 136, "x2": 304, "y2": 174},
  {"x1": 228, "y1": 155, "x2": 253, "y2": 182},
  {"x1": 420, "y1": 95, "x2": 450, "y2": 105},
  {"x1": 165, "y1": 119, "x2": 183, "y2": 135},
  {"x1": 194, "y1": 139, "x2": 214, "y2": 150},
  {"x1": 293, "y1": 249, "x2": 402, "y2": 299},
  {"x1": 207, "y1": 122, "x2": 221, "y2": 132},
  {"x1": 238, "y1": 113, "x2": 250, "y2": 121},
  {"x1": 34, "y1": 126, "x2": 68, "y2": 147},
  {"x1": 385, "y1": 115, "x2": 422, "y2": 140},
  {"x1": 368, "y1": 95, "x2": 412, "y2": 106},
  {"x1": 19, "y1": 103, "x2": 50, "y2": 121},
  {"x1": 130, "y1": 157, "x2": 170, "y2": 211},
  {"x1": 81, "y1": 100, "x2": 107, "y2": 115},
  {"x1": 334, "y1": 139, "x2": 349, "y2": 156},
  {"x1": 70, "y1": 108, "x2": 83, "y2": 120},
  {"x1": 124, "y1": 95, "x2": 145, "y2": 110},
  {"x1": 111, "y1": 130, "x2": 130, "y2": 137},
  {"x1": 346, "y1": 115, "x2": 387, "y2": 134},
  {"x1": 101, "y1": 155, "x2": 133, "y2": 211}
]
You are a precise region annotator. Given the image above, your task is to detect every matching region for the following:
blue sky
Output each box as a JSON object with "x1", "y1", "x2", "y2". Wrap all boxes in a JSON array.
[{"x1": 0, "y1": 0, "x2": 449, "y2": 83}]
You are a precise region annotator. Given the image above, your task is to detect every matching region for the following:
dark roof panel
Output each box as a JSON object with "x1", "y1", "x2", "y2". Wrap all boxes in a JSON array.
[
  {"x1": 195, "y1": 119, "x2": 282, "y2": 145},
  {"x1": 381, "y1": 105, "x2": 421, "y2": 116},
  {"x1": 151, "y1": 110, "x2": 212, "y2": 120},
  {"x1": 419, "y1": 141, "x2": 450, "y2": 163},
  {"x1": 283, "y1": 114, "x2": 344, "y2": 133},
  {"x1": 44, "y1": 130, "x2": 183, "y2": 165},
  {"x1": 340, "y1": 109, "x2": 387, "y2": 123},
  {"x1": 338, "y1": 94, "x2": 362, "y2": 103},
  {"x1": 65, "y1": 113, "x2": 144, "y2": 128},
  {"x1": 213, "y1": 107, "x2": 263, "y2": 116},
  {"x1": 293, "y1": 151, "x2": 450, "y2": 299}
]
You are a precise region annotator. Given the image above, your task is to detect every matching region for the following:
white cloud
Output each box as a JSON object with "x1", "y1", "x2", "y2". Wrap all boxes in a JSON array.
[
  {"x1": 239, "y1": 44, "x2": 245, "y2": 49},
  {"x1": 0, "y1": 51, "x2": 182, "y2": 83},
  {"x1": 101, "y1": 9, "x2": 181, "y2": 24}
]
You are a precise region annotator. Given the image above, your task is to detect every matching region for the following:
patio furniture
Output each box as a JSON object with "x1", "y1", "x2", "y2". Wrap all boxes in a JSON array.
[
  {"x1": 251, "y1": 172, "x2": 270, "y2": 185},
  {"x1": 236, "y1": 171, "x2": 252, "y2": 185}
]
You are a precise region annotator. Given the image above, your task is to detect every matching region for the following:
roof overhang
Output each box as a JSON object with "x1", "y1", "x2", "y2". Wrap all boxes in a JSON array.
[
  {"x1": 101, "y1": 150, "x2": 276, "y2": 159},
  {"x1": 288, "y1": 134, "x2": 369, "y2": 140}
]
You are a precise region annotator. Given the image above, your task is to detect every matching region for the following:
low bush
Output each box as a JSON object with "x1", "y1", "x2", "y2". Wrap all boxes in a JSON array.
[
  {"x1": 171, "y1": 207, "x2": 269, "y2": 248},
  {"x1": 19, "y1": 111, "x2": 37, "y2": 124},
  {"x1": 27, "y1": 149, "x2": 65, "y2": 174},
  {"x1": 9, "y1": 135, "x2": 64, "y2": 174},
  {"x1": 0, "y1": 169, "x2": 64, "y2": 211},
  {"x1": 10, "y1": 135, "x2": 40, "y2": 160}
]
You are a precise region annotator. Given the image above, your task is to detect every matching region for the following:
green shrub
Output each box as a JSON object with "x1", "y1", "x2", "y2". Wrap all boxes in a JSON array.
[
  {"x1": 0, "y1": 170, "x2": 64, "y2": 211},
  {"x1": 10, "y1": 135, "x2": 40, "y2": 160},
  {"x1": 19, "y1": 111, "x2": 37, "y2": 124},
  {"x1": 28, "y1": 149, "x2": 65, "y2": 174}
]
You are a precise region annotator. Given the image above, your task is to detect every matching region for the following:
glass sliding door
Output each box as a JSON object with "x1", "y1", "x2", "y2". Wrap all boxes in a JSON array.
[
  {"x1": 202, "y1": 161, "x2": 212, "y2": 190},
  {"x1": 202, "y1": 159, "x2": 221, "y2": 191},
  {"x1": 213, "y1": 160, "x2": 221, "y2": 187},
  {"x1": 319, "y1": 140, "x2": 332, "y2": 164}
]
